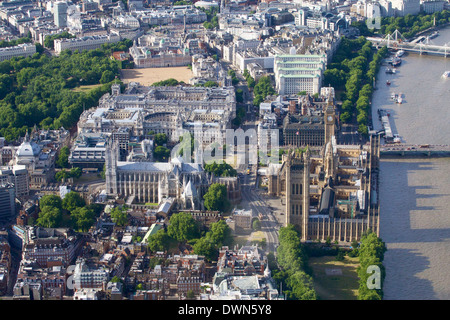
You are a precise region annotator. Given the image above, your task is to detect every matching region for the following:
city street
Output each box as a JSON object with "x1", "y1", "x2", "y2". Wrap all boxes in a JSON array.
[{"x1": 232, "y1": 73, "x2": 280, "y2": 254}]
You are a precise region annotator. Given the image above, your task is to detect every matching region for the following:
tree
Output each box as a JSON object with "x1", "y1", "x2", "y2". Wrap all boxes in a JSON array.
[
  {"x1": 110, "y1": 206, "x2": 128, "y2": 226},
  {"x1": 208, "y1": 219, "x2": 232, "y2": 247},
  {"x1": 62, "y1": 191, "x2": 85, "y2": 213},
  {"x1": 204, "y1": 161, "x2": 237, "y2": 177},
  {"x1": 37, "y1": 206, "x2": 63, "y2": 228},
  {"x1": 100, "y1": 70, "x2": 115, "y2": 84},
  {"x1": 203, "y1": 183, "x2": 230, "y2": 212},
  {"x1": 235, "y1": 88, "x2": 244, "y2": 103},
  {"x1": 286, "y1": 271, "x2": 317, "y2": 300},
  {"x1": 55, "y1": 169, "x2": 69, "y2": 182},
  {"x1": 252, "y1": 218, "x2": 262, "y2": 231},
  {"x1": 56, "y1": 146, "x2": 70, "y2": 168},
  {"x1": 70, "y1": 167, "x2": 82, "y2": 179},
  {"x1": 152, "y1": 78, "x2": 184, "y2": 86},
  {"x1": 154, "y1": 133, "x2": 168, "y2": 146},
  {"x1": 100, "y1": 164, "x2": 106, "y2": 179},
  {"x1": 252, "y1": 76, "x2": 275, "y2": 107},
  {"x1": 153, "y1": 146, "x2": 170, "y2": 162},
  {"x1": 186, "y1": 290, "x2": 196, "y2": 299},
  {"x1": 39, "y1": 194, "x2": 63, "y2": 210},
  {"x1": 147, "y1": 229, "x2": 174, "y2": 252},
  {"x1": 193, "y1": 237, "x2": 217, "y2": 261},
  {"x1": 167, "y1": 212, "x2": 200, "y2": 243},
  {"x1": 335, "y1": 249, "x2": 346, "y2": 261},
  {"x1": 275, "y1": 225, "x2": 317, "y2": 300},
  {"x1": 202, "y1": 81, "x2": 219, "y2": 87},
  {"x1": 71, "y1": 207, "x2": 95, "y2": 232},
  {"x1": 340, "y1": 111, "x2": 352, "y2": 123},
  {"x1": 357, "y1": 230, "x2": 387, "y2": 300}
]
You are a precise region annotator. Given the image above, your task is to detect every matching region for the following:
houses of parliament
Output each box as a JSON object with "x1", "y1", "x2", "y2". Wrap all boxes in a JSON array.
[{"x1": 266, "y1": 96, "x2": 380, "y2": 243}]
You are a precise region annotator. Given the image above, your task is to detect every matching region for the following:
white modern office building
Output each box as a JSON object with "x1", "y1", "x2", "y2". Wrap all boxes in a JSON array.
[{"x1": 274, "y1": 54, "x2": 326, "y2": 95}]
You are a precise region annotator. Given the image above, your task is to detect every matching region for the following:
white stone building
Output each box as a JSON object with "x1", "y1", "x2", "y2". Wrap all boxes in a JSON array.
[
  {"x1": 0, "y1": 43, "x2": 36, "y2": 62},
  {"x1": 54, "y1": 33, "x2": 121, "y2": 55}
]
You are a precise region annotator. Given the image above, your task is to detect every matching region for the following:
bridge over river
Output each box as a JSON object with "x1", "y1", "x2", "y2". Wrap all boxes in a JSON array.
[
  {"x1": 367, "y1": 29, "x2": 450, "y2": 57},
  {"x1": 380, "y1": 144, "x2": 450, "y2": 157}
]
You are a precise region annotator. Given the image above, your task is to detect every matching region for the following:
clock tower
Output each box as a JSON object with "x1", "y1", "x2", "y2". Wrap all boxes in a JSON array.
[{"x1": 324, "y1": 93, "x2": 335, "y2": 146}]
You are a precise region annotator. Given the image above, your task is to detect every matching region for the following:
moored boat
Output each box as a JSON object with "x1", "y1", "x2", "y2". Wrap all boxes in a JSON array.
[
  {"x1": 396, "y1": 50, "x2": 405, "y2": 57},
  {"x1": 386, "y1": 67, "x2": 396, "y2": 74},
  {"x1": 391, "y1": 57, "x2": 402, "y2": 67}
]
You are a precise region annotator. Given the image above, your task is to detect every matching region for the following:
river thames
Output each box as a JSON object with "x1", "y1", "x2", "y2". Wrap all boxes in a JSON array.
[{"x1": 371, "y1": 27, "x2": 450, "y2": 299}]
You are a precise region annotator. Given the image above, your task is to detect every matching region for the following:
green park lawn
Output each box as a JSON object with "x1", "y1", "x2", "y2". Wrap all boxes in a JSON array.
[{"x1": 309, "y1": 255, "x2": 360, "y2": 300}]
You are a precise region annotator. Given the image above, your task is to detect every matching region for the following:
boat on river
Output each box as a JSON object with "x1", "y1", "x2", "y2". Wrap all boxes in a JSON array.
[
  {"x1": 386, "y1": 67, "x2": 396, "y2": 74},
  {"x1": 430, "y1": 31, "x2": 439, "y2": 39},
  {"x1": 391, "y1": 57, "x2": 402, "y2": 67}
]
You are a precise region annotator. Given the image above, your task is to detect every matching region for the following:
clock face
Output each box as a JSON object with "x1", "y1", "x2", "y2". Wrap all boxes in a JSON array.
[{"x1": 327, "y1": 115, "x2": 333, "y2": 122}]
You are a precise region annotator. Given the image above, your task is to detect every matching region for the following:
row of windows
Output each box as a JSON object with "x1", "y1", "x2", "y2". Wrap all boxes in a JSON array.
[
  {"x1": 291, "y1": 204, "x2": 302, "y2": 215},
  {"x1": 292, "y1": 183, "x2": 303, "y2": 195}
]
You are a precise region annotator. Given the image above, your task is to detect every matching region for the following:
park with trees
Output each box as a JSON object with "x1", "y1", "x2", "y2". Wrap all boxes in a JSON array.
[
  {"x1": 323, "y1": 36, "x2": 388, "y2": 136},
  {"x1": 36, "y1": 193, "x2": 102, "y2": 232},
  {"x1": 271, "y1": 225, "x2": 317, "y2": 300},
  {"x1": 356, "y1": 230, "x2": 387, "y2": 300},
  {"x1": 146, "y1": 212, "x2": 233, "y2": 262},
  {"x1": 0, "y1": 38, "x2": 133, "y2": 141},
  {"x1": 252, "y1": 75, "x2": 276, "y2": 107}
]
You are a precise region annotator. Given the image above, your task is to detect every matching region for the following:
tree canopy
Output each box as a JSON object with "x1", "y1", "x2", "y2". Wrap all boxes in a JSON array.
[
  {"x1": 151, "y1": 78, "x2": 185, "y2": 86},
  {"x1": 56, "y1": 146, "x2": 70, "y2": 168},
  {"x1": 110, "y1": 206, "x2": 128, "y2": 226},
  {"x1": 36, "y1": 193, "x2": 95, "y2": 231},
  {"x1": 192, "y1": 219, "x2": 233, "y2": 261},
  {"x1": 203, "y1": 183, "x2": 230, "y2": 212},
  {"x1": 62, "y1": 191, "x2": 86, "y2": 213},
  {"x1": 167, "y1": 212, "x2": 200, "y2": 243},
  {"x1": 252, "y1": 76, "x2": 276, "y2": 107},
  {"x1": 204, "y1": 161, "x2": 237, "y2": 177},
  {"x1": 153, "y1": 145, "x2": 171, "y2": 162},
  {"x1": 147, "y1": 228, "x2": 177, "y2": 253},
  {"x1": 274, "y1": 225, "x2": 317, "y2": 300},
  {"x1": 0, "y1": 40, "x2": 130, "y2": 141},
  {"x1": 324, "y1": 36, "x2": 387, "y2": 136},
  {"x1": 357, "y1": 230, "x2": 387, "y2": 300}
]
